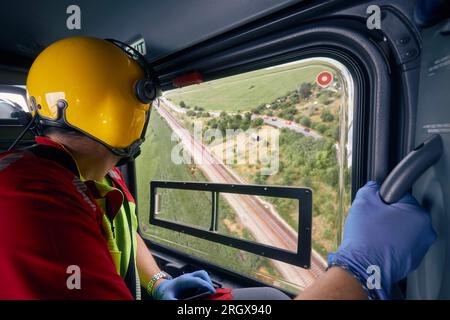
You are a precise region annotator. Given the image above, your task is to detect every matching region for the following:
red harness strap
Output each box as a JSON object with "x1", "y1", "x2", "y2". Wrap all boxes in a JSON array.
[{"x1": 206, "y1": 288, "x2": 234, "y2": 300}]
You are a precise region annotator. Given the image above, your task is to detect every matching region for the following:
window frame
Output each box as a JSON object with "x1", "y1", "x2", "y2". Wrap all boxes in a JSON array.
[{"x1": 148, "y1": 180, "x2": 313, "y2": 268}]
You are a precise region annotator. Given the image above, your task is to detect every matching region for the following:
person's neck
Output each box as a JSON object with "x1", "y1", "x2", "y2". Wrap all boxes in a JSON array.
[
  {"x1": 47, "y1": 135, "x2": 120, "y2": 182},
  {"x1": 68, "y1": 150, "x2": 116, "y2": 181}
]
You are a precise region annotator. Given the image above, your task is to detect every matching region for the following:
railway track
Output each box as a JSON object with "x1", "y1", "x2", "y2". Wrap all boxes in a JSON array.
[{"x1": 156, "y1": 103, "x2": 327, "y2": 288}]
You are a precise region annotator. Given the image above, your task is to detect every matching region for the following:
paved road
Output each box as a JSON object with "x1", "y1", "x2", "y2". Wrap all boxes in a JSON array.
[
  {"x1": 261, "y1": 115, "x2": 342, "y2": 163},
  {"x1": 259, "y1": 116, "x2": 322, "y2": 139},
  {"x1": 156, "y1": 102, "x2": 327, "y2": 289}
]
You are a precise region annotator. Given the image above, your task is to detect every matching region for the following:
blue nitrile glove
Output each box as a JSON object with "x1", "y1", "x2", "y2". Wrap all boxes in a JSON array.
[
  {"x1": 328, "y1": 181, "x2": 436, "y2": 300},
  {"x1": 153, "y1": 270, "x2": 216, "y2": 300}
]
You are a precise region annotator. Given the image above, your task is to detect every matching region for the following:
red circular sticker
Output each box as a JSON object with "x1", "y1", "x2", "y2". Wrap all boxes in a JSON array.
[{"x1": 316, "y1": 71, "x2": 333, "y2": 87}]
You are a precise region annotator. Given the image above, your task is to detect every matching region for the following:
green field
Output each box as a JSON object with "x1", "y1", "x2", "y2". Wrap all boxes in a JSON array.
[
  {"x1": 165, "y1": 64, "x2": 333, "y2": 111},
  {"x1": 135, "y1": 113, "x2": 303, "y2": 292}
]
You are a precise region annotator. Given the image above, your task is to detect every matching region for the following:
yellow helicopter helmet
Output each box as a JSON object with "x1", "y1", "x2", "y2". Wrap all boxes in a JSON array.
[{"x1": 26, "y1": 36, "x2": 158, "y2": 157}]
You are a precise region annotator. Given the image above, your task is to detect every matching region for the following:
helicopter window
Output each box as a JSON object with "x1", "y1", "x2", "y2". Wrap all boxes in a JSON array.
[
  {"x1": 136, "y1": 57, "x2": 354, "y2": 293},
  {"x1": 0, "y1": 90, "x2": 27, "y2": 119}
]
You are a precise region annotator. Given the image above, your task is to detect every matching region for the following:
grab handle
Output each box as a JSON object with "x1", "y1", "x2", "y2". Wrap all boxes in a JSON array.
[{"x1": 380, "y1": 135, "x2": 443, "y2": 204}]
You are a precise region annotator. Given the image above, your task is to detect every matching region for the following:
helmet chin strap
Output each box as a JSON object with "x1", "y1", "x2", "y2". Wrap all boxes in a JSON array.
[{"x1": 115, "y1": 148, "x2": 141, "y2": 167}]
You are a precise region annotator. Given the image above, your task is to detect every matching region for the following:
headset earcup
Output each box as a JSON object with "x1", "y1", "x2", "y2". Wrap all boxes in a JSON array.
[{"x1": 135, "y1": 79, "x2": 156, "y2": 104}]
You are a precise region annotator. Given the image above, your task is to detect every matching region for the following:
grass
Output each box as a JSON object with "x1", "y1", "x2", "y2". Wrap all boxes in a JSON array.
[
  {"x1": 135, "y1": 113, "x2": 305, "y2": 291},
  {"x1": 165, "y1": 64, "x2": 333, "y2": 112}
]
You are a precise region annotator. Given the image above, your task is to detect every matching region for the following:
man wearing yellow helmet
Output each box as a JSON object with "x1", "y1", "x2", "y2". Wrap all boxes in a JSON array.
[{"x1": 0, "y1": 37, "x2": 217, "y2": 299}]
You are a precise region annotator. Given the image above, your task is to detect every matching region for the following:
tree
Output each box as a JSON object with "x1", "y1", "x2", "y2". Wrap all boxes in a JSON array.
[
  {"x1": 240, "y1": 120, "x2": 250, "y2": 131},
  {"x1": 280, "y1": 103, "x2": 292, "y2": 110},
  {"x1": 315, "y1": 123, "x2": 328, "y2": 134},
  {"x1": 286, "y1": 107, "x2": 297, "y2": 115},
  {"x1": 251, "y1": 118, "x2": 264, "y2": 128},
  {"x1": 219, "y1": 122, "x2": 227, "y2": 135},
  {"x1": 320, "y1": 110, "x2": 334, "y2": 122},
  {"x1": 230, "y1": 120, "x2": 241, "y2": 130},
  {"x1": 208, "y1": 119, "x2": 218, "y2": 129},
  {"x1": 324, "y1": 167, "x2": 339, "y2": 187},
  {"x1": 289, "y1": 92, "x2": 300, "y2": 104},
  {"x1": 299, "y1": 83, "x2": 313, "y2": 99},
  {"x1": 325, "y1": 124, "x2": 340, "y2": 140},
  {"x1": 300, "y1": 116, "x2": 311, "y2": 127},
  {"x1": 179, "y1": 101, "x2": 186, "y2": 108}
]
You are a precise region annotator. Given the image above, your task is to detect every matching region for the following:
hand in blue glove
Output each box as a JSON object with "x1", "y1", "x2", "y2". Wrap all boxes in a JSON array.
[
  {"x1": 328, "y1": 181, "x2": 436, "y2": 299},
  {"x1": 153, "y1": 270, "x2": 216, "y2": 300}
]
